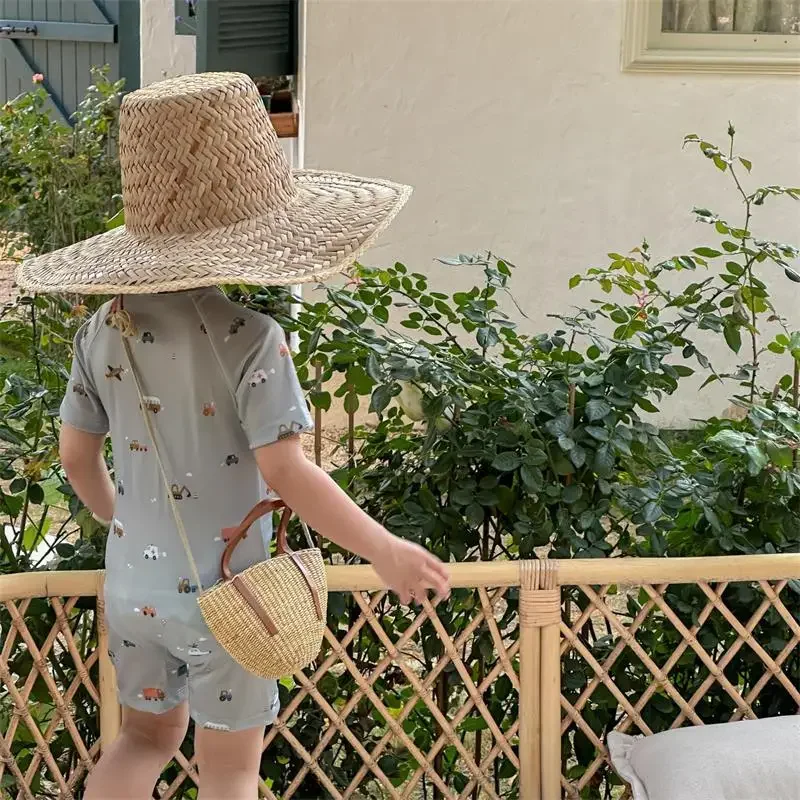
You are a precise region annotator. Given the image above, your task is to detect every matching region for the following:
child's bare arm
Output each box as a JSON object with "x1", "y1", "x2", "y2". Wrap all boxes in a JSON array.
[
  {"x1": 59, "y1": 423, "x2": 115, "y2": 524},
  {"x1": 254, "y1": 436, "x2": 450, "y2": 604}
]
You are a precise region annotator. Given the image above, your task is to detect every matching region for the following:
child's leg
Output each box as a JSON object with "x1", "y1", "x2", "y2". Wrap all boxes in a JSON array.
[
  {"x1": 85, "y1": 702, "x2": 189, "y2": 799},
  {"x1": 195, "y1": 724, "x2": 265, "y2": 799}
]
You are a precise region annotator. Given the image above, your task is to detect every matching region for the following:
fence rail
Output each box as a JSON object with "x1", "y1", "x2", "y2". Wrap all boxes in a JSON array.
[{"x1": 1, "y1": 555, "x2": 799, "y2": 799}]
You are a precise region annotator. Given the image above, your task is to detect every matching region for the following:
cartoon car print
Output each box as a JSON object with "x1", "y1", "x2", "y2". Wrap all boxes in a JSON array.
[
  {"x1": 219, "y1": 690, "x2": 233, "y2": 702},
  {"x1": 249, "y1": 369, "x2": 267, "y2": 388},
  {"x1": 142, "y1": 687, "x2": 166, "y2": 702},
  {"x1": 141, "y1": 396, "x2": 162, "y2": 413},
  {"x1": 141, "y1": 331, "x2": 155, "y2": 344},
  {"x1": 107, "y1": 649, "x2": 116, "y2": 661},
  {"x1": 177, "y1": 577, "x2": 198, "y2": 594},
  {"x1": 203, "y1": 721, "x2": 231, "y2": 731},
  {"x1": 176, "y1": 664, "x2": 189, "y2": 678},
  {"x1": 112, "y1": 520, "x2": 125, "y2": 538},
  {"x1": 141, "y1": 606, "x2": 157, "y2": 618},
  {"x1": 229, "y1": 317, "x2": 246, "y2": 335},
  {"x1": 224, "y1": 454, "x2": 239, "y2": 466},
  {"x1": 117, "y1": 480, "x2": 124, "y2": 496},
  {"x1": 202, "y1": 402, "x2": 216, "y2": 417},
  {"x1": 122, "y1": 639, "x2": 136, "y2": 648},
  {"x1": 105, "y1": 365, "x2": 125, "y2": 381},
  {"x1": 188, "y1": 646, "x2": 212, "y2": 658},
  {"x1": 143, "y1": 545, "x2": 160, "y2": 560},
  {"x1": 129, "y1": 440, "x2": 148, "y2": 452},
  {"x1": 72, "y1": 382, "x2": 87, "y2": 396},
  {"x1": 171, "y1": 484, "x2": 192, "y2": 500},
  {"x1": 277, "y1": 421, "x2": 305, "y2": 441},
  {"x1": 279, "y1": 342, "x2": 291, "y2": 358}
]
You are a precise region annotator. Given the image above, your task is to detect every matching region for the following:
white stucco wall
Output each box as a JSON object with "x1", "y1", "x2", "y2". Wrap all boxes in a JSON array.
[
  {"x1": 138, "y1": 0, "x2": 800, "y2": 425},
  {"x1": 304, "y1": 0, "x2": 800, "y2": 425},
  {"x1": 140, "y1": 0, "x2": 196, "y2": 86}
]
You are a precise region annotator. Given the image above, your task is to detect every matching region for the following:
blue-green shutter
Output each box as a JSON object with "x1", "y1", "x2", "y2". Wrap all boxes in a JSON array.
[
  {"x1": 0, "y1": 0, "x2": 139, "y2": 124},
  {"x1": 196, "y1": 0, "x2": 297, "y2": 77}
]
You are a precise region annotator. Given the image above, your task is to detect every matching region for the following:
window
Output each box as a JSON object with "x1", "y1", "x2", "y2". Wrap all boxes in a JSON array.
[{"x1": 622, "y1": 0, "x2": 800, "y2": 73}]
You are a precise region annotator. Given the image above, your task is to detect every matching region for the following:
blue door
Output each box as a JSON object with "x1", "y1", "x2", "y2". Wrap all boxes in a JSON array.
[{"x1": 0, "y1": 0, "x2": 139, "y2": 124}]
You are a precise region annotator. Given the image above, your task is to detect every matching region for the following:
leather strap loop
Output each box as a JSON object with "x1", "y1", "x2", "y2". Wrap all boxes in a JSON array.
[
  {"x1": 220, "y1": 500, "x2": 323, "y2": 623},
  {"x1": 221, "y1": 500, "x2": 288, "y2": 581},
  {"x1": 232, "y1": 575, "x2": 279, "y2": 636}
]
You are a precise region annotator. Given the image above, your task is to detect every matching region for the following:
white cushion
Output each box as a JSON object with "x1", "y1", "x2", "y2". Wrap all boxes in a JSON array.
[{"x1": 607, "y1": 716, "x2": 800, "y2": 800}]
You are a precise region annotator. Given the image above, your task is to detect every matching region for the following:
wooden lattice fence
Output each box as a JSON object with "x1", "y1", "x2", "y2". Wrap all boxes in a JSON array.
[{"x1": 1, "y1": 555, "x2": 799, "y2": 799}]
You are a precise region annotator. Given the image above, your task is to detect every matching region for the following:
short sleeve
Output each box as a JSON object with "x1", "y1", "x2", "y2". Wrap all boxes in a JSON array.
[
  {"x1": 60, "y1": 325, "x2": 109, "y2": 435},
  {"x1": 236, "y1": 317, "x2": 313, "y2": 450}
]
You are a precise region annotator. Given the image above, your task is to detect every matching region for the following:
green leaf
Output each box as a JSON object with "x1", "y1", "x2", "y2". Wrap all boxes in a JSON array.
[
  {"x1": 693, "y1": 247, "x2": 722, "y2": 258},
  {"x1": 569, "y1": 274, "x2": 582, "y2": 289},
  {"x1": 637, "y1": 398, "x2": 659, "y2": 414},
  {"x1": 723, "y1": 323, "x2": 742, "y2": 354},
  {"x1": 593, "y1": 444, "x2": 615, "y2": 477},
  {"x1": 520, "y1": 465, "x2": 543, "y2": 492},
  {"x1": 460, "y1": 717, "x2": 489, "y2": 733},
  {"x1": 585, "y1": 425, "x2": 609, "y2": 441},
  {"x1": 105, "y1": 208, "x2": 125, "y2": 230},
  {"x1": 709, "y1": 429, "x2": 747, "y2": 450},
  {"x1": 492, "y1": 452, "x2": 522, "y2": 472},
  {"x1": 343, "y1": 392, "x2": 359, "y2": 415},
  {"x1": 369, "y1": 384, "x2": 395, "y2": 414},
  {"x1": 738, "y1": 157, "x2": 752, "y2": 172},
  {"x1": 27, "y1": 483, "x2": 45, "y2": 505},
  {"x1": 310, "y1": 391, "x2": 331, "y2": 411},
  {"x1": 545, "y1": 414, "x2": 573, "y2": 438},
  {"x1": 562, "y1": 484, "x2": 583, "y2": 504},
  {"x1": 585, "y1": 399, "x2": 611, "y2": 422}
]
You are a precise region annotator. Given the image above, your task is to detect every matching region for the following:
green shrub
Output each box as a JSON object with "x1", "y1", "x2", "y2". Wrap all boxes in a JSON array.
[
  {"x1": 282, "y1": 125, "x2": 800, "y2": 798},
  {"x1": 0, "y1": 67, "x2": 123, "y2": 260},
  {"x1": 1, "y1": 93, "x2": 798, "y2": 800}
]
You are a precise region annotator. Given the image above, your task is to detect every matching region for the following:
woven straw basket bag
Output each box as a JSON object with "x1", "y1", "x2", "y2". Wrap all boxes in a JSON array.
[
  {"x1": 118, "y1": 311, "x2": 327, "y2": 679},
  {"x1": 198, "y1": 499, "x2": 327, "y2": 678}
]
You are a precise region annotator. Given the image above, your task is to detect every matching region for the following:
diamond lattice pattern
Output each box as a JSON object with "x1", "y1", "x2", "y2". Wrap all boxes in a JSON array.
[{"x1": 559, "y1": 580, "x2": 800, "y2": 798}]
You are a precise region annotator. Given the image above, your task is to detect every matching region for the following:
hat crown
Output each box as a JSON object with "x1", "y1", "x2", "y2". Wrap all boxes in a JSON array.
[{"x1": 119, "y1": 72, "x2": 295, "y2": 237}]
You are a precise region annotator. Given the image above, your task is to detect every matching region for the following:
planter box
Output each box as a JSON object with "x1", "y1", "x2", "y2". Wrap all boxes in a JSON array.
[{"x1": 268, "y1": 90, "x2": 298, "y2": 138}]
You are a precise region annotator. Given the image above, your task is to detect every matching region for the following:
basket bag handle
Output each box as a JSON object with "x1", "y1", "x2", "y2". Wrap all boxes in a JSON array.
[{"x1": 114, "y1": 298, "x2": 320, "y2": 621}]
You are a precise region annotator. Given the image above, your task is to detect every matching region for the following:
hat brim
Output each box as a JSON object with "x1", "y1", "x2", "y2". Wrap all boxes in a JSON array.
[{"x1": 15, "y1": 171, "x2": 412, "y2": 295}]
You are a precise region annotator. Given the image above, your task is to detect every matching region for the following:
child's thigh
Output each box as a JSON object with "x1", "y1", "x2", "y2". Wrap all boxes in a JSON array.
[
  {"x1": 187, "y1": 649, "x2": 279, "y2": 733},
  {"x1": 109, "y1": 629, "x2": 188, "y2": 714}
]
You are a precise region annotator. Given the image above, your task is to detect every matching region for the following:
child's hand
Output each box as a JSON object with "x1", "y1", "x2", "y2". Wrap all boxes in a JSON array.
[{"x1": 371, "y1": 536, "x2": 450, "y2": 605}]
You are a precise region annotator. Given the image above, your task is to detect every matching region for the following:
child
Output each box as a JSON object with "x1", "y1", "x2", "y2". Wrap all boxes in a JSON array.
[{"x1": 17, "y1": 73, "x2": 449, "y2": 800}]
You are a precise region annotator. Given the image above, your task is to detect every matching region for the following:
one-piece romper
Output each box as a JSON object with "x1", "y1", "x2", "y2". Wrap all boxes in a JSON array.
[{"x1": 59, "y1": 287, "x2": 313, "y2": 731}]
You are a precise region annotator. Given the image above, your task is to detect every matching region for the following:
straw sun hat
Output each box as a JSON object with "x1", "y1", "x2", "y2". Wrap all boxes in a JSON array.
[{"x1": 16, "y1": 72, "x2": 412, "y2": 295}]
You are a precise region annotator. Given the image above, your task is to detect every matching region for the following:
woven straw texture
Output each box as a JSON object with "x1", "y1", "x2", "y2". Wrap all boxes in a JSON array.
[
  {"x1": 16, "y1": 72, "x2": 412, "y2": 295},
  {"x1": 198, "y1": 548, "x2": 328, "y2": 679}
]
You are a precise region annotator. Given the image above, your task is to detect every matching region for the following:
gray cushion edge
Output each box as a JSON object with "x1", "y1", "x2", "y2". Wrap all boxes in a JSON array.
[{"x1": 607, "y1": 732, "x2": 650, "y2": 800}]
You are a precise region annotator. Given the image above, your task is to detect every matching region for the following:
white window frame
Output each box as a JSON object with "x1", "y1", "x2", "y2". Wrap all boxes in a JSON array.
[{"x1": 622, "y1": 0, "x2": 800, "y2": 74}]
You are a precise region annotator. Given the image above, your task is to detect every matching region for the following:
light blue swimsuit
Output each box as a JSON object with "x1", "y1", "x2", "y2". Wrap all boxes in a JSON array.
[{"x1": 60, "y1": 288, "x2": 312, "y2": 731}]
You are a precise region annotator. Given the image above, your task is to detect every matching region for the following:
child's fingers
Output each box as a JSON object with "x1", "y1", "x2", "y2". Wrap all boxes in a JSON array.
[
  {"x1": 418, "y1": 566, "x2": 450, "y2": 598},
  {"x1": 396, "y1": 585, "x2": 412, "y2": 605}
]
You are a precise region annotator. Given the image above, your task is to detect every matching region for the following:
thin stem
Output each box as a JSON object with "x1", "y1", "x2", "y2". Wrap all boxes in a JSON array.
[{"x1": 793, "y1": 359, "x2": 799, "y2": 469}]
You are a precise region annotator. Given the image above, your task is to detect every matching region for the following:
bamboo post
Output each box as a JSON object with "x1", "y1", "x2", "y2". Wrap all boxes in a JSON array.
[
  {"x1": 537, "y1": 561, "x2": 562, "y2": 800},
  {"x1": 518, "y1": 561, "x2": 541, "y2": 800},
  {"x1": 96, "y1": 572, "x2": 120, "y2": 752}
]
